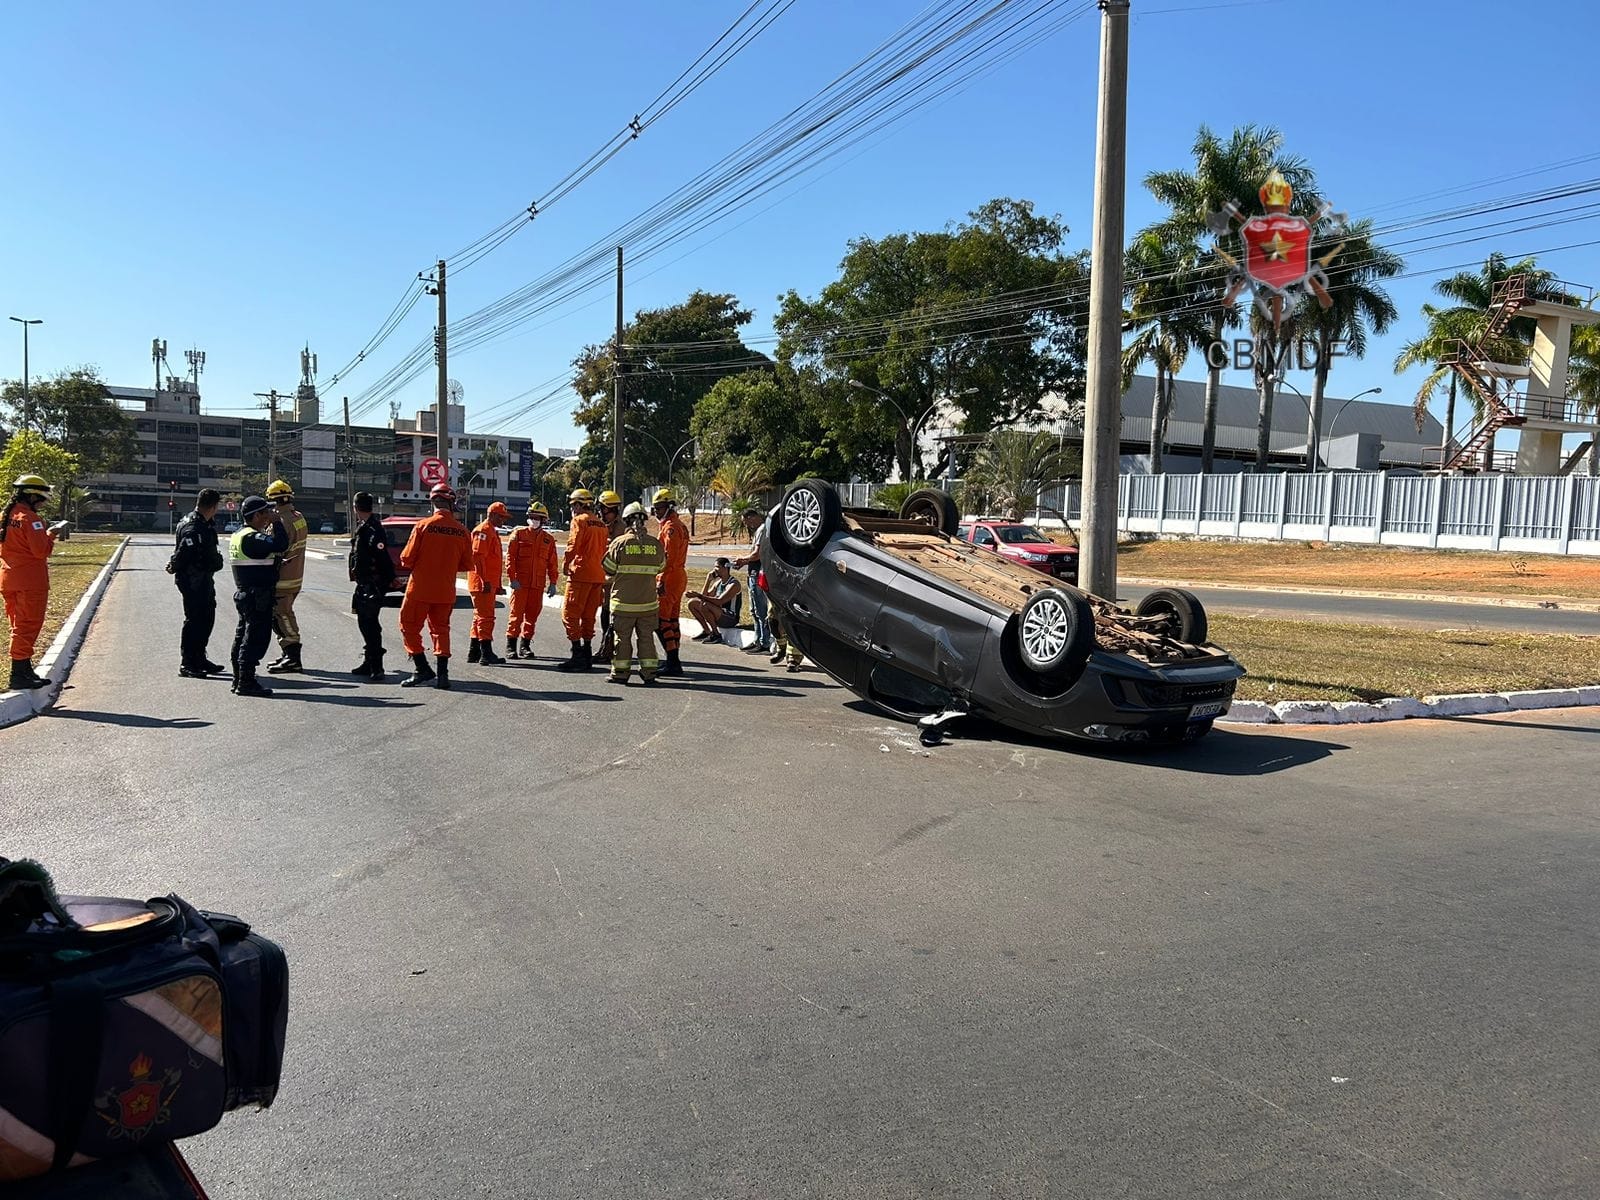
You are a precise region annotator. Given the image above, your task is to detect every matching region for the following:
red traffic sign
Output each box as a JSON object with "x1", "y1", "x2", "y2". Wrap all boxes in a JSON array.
[
  {"x1": 226, "y1": 501, "x2": 237, "y2": 512},
  {"x1": 418, "y1": 457, "x2": 448, "y2": 488}
]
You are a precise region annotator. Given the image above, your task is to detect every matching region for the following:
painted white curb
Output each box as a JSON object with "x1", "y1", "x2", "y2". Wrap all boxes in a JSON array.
[
  {"x1": 1220, "y1": 684, "x2": 1600, "y2": 727},
  {"x1": 0, "y1": 537, "x2": 130, "y2": 729}
]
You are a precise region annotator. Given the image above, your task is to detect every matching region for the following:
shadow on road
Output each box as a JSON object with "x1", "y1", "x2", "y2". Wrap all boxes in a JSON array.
[
  {"x1": 1441, "y1": 714, "x2": 1600, "y2": 735},
  {"x1": 44, "y1": 709, "x2": 211, "y2": 729},
  {"x1": 445, "y1": 679, "x2": 623, "y2": 703},
  {"x1": 271, "y1": 694, "x2": 424, "y2": 709}
]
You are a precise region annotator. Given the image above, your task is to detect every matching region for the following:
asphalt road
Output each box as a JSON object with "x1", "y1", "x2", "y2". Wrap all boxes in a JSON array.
[{"x1": 4, "y1": 538, "x2": 1598, "y2": 1198}]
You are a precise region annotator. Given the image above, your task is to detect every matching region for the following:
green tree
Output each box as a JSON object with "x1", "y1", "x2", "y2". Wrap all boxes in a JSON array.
[
  {"x1": 1141, "y1": 125, "x2": 1316, "y2": 470},
  {"x1": 571, "y1": 292, "x2": 764, "y2": 495},
  {"x1": 0, "y1": 368, "x2": 136, "y2": 477},
  {"x1": 1293, "y1": 219, "x2": 1402, "y2": 468},
  {"x1": 708, "y1": 455, "x2": 771, "y2": 508},
  {"x1": 1121, "y1": 230, "x2": 1206, "y2": 474},
  {"x1": 672, "y1": 459, "x2": 713, "y2": 537},
  {"x1": 689, "y1": 368, "x2": 844, "y2": 484},
  {"x1": 776, "y1": 198, "x2": 1088, "y2": 482},
  {"x1": 962, "y1": 430, "x2": 1079, "y2": 522},
  {"x1": 0, "y1": 430, "x2": 80, "y2": 496}
]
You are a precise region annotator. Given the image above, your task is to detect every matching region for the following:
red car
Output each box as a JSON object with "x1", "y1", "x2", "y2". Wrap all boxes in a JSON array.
[
  {"x1": 381, "y1": 516, "x2": 421, "y2": 593},
  {"x1": 956, "y1": 520, "x2": 1079, "y2": 584}
]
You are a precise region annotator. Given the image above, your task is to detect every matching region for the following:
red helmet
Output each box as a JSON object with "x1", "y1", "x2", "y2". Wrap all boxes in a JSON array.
[{"x1": 429, "y1": 483, "x2": 457, "y2": 505}]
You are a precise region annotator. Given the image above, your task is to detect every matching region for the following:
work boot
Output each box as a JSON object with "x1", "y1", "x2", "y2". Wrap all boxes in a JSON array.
[
  {"x1": 367, "y1": 653, "x2": 386, "y2": 682},
  {"x1": 518, "y1": 637, "x2": 533, "y2": 659},
  {"x1": 480, "y1": 640, "x2": 506, "y2": 666},
  {"x1": 201, "y1": 660, "x2": 227, "y2": 675},
  {"x1": 234, "y1": 670, "x2": 271, "y2": 698},
  {"x1": 581, "y1": 640, "x2": 595, "y2": 670},
  {"x1": 9, "y1": 660, "x2": 48, "y2": 691},
  {"x1": 266, "y1": 646, "x2": 302, "y2": 674},
  {"x1": 467, "y1": 639, "x2": 482, "y2": 664},
  {"x1": 505, "y1": 636, "x2": 518, "y2": 660},
  {"x1": 556, "y1": 641, "x2": 585, "y2": 672},
  {"x1": 350, "y1": 658, "x2": 375, "y2": 677},
  {"x1": 435, "y1": 655, "x2": 451, "y2": 690},
  {"x1": 769, "y1": 644, "x2": 787, "y2": 664},
  {"x1": 606, "y1": 672, "x2": 629, "y2": 685},
  {"x1": 658, "y1": 650, "x2": 684, "y2": 678},
  {"x1": 400, "y1": 653, "x2": 436, "y2": 688}
]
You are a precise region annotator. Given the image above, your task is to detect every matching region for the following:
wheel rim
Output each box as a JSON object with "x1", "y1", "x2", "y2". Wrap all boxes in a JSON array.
[
  {"x1": 784, "y1": 489, "x2": 822, "y2": 543},
  {"x1": 1021, "y1": 596, "x2": 1071, "y2": 665}
]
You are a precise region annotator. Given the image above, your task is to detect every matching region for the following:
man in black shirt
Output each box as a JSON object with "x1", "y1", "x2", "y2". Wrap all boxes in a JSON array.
[
  {"x1": 169, "y1": 488, "x2": 226, "y2": 678},
  {"x1": 348, "y1": 492, "x2": 396, "y2": 680}
]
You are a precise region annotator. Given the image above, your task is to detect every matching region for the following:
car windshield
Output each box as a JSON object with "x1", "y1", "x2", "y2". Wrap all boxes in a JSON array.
[{"x1": 993, "y1": 525, "x2": 1050, "y2": 544}]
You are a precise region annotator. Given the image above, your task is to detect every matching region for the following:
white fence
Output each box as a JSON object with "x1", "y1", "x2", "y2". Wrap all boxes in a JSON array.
[{"x1": 836, "y1": 473, "x2": 1600, "y2": 556}]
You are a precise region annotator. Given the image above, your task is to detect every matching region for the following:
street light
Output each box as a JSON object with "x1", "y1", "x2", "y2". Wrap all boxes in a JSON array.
[
  {"x1": 1325, "y1": 387, "x2": 1384, "y2": 455},
  {"x1": 9, "y1": 317, "x2": 42, "y2": 431},
  {"x1": 849, "y1": 380, "x2": 976, "y2": 478},
  {"x1": 1276, "y1": 379, "x2": 1383, "y2": 471}
]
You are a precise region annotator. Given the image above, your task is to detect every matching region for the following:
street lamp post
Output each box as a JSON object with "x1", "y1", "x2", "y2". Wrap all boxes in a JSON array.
[
  {"x1": 1324, "y1": 388, "x2": 1384, "y2": 463},
  {"x1": 1274, "y1": 377, "x2": 1315, "y2": 470},
  {"x1": 9, "y1": 317, "x2": 42, "y2": 432},
  {"x1": 849, "y1": 380, "x2": 941, "y2": 480},
  {"x1": 1276, "y1": 380, "x2": 1383, "y2": 470}
]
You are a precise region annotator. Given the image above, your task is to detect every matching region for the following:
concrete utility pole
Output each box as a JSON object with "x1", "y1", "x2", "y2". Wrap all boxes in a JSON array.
[
  {"x1": 262, "y1": 390, "x2": 280, "y2": 482},
  {"x1": 613, "y1": 246, "x2": 625, "y2": 496},
  {"x1": 343, "y1": 395, "x2": 355, "y2": 528},
  {"x1": 8, "y1": 317, "x2": 41, "y2": 431},
  {"x1": 433, "y1": 258, "x2": 448, "y2": 465},
  {"x1": 1079, "y1": 0, "x2": 1130, "y2": 600}
]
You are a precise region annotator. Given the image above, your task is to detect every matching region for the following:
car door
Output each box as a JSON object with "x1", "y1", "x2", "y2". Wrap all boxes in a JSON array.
[
  {"x1": 786, "y1": 540, "x2": 895, "y2": 688},
  {"x1": 871, "y1": 567, "x2": 992, "y2": 693}
]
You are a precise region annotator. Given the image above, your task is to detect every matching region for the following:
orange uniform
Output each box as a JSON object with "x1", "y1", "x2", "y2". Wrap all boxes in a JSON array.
[
  {"x1": 506, "y1": 525, "x2": 559, "y2": 640},
  {"x1": 467, "y1": 519, "x2": 505, "y2": 641},
  {"x1": 398, "y1": 510, "x2": 472, "y2": 657},
  {"x1": 561, "y1": 511, "x2": 610, "y2": 642},
  {"x1": 1, "y1": 500, "x2": 58, "y2": 661},
  {"x1": 655, "y1": 511, "x2": 689, "y2": 655}
]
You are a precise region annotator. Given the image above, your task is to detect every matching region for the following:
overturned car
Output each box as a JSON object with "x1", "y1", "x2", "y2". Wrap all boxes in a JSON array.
[{"x1": 763, "y1": 480, "x2": 1246, "y2": 746}]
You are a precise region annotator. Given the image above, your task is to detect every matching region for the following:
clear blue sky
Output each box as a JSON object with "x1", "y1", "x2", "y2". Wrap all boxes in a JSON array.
[{"x1": 5, "y1": 0, "x2": 1599, "y2": 454}]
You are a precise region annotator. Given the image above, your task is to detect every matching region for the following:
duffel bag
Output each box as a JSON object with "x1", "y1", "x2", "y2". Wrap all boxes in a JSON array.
[{"x1": 0, "y1": 889, "x2": 288, "y2": 1181}]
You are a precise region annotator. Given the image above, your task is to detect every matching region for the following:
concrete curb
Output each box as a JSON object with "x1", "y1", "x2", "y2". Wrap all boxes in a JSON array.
[
  {"x1": 0, "y1": 537, "x2": 130, "y2": 729},
  {"x1": 1119, "y1": 575, "x2": 1600, "y2": 613},
  {"x1": 1220, "y1": 684, "x2": 1600, "y2": 727}
]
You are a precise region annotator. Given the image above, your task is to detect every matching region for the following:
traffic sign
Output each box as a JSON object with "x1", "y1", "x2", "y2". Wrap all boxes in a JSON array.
[
  {"x1": 418, "y1": 457, "x2": 447, "y2": 488},
  {"x1": 226, "y1": 501, "x2": 237, "y2": 513}
]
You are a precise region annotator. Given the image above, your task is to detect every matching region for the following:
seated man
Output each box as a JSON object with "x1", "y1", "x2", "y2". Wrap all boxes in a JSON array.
[{"x1": 686, "y1": 557, "x2": 744, "y2": 645}]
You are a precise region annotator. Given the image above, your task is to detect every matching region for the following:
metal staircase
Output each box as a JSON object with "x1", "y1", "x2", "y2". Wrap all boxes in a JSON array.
[{"x1": 1441, "y1": 275, "x2": 1530, "y2": 471}]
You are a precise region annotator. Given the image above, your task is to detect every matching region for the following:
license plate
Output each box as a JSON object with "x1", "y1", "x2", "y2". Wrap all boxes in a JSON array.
[{"x1": 1189, "y1": 701, "x2": 1226, "y2": 720}]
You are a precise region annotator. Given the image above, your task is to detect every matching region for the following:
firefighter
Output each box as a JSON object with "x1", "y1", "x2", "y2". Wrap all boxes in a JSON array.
[
  {"x1": 651, "y1": 487, "x2": 689, "y2": 677},
  {"x1": 601, "y1": 502, "x2": 665, "y2": 685},
  {"x1": 169, "y1": 488, "x2": 226, "y2": 678},
  {"x1": 505, "y1": 500, "x2": 559, "y2": 659},
  {"x1": 228, "y1": 495, "x2": 290, "y2": 697},
  {"x1": 467, "y1": 501, "x2": 510, "y2": 665},
  {"x1": 595, "y1": 489, "x2": 625, "y2": 662},
  {"x1": 348, "y1": 491, "x2": 395, "y2": 680},
  {"x1": 264, "y1": 479, "x2": 309, "y2": 674},
  {"x1": 398, "y1": 483, "x2": 473, "y2": 689},
  {"x1": 1, "y1": 475, "x2": 70, "y2": 691},
  {"x1": 557, "y1": 488, "x2": 609, "y2": 671}
]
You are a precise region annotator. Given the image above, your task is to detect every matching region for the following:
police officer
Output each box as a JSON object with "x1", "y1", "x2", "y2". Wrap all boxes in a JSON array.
[
  {"x1": 348, "y1": 491, "x2": 395, "y2": 680},
  {"x1": 169, "y1": 488, "x2": 226, "y2": 678},
  {"x1": 229, "y1": 495, "x2": 289, "y2": 697}
]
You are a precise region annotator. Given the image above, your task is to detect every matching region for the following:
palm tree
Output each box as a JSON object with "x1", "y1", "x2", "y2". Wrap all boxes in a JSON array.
[
  {"x1": 1393, "y1": 253, "x2": 1562, "y2": 468},
  {"x1": 1294, "y1": 219, "x2": 1402, "y2": 469},
  {"x1": 1122, "y1": 231, "x2": 1206, "y2": 474},
  {"x1": 965, "y1": 429, "x2": 1079, "y2": 522},
  {"x1": 709, "y1": 455, "x2": 771, "y2": 507},
  {"x1": 1569, "y1": 324, "x2": 1600, "y2": 474},
  {"x1": 672, "y1": 460, "x2": 712, "y2": 536},
  {"x1": 1141, "y1": 125, "x2": 1316, "y2": 471}
]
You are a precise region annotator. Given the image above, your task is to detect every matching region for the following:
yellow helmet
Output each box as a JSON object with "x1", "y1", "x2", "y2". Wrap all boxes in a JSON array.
[
  {"x1": 11, "y1": 474, "x2": 51, "y2": 493},
  {"x1": 597, "y1": 489, "x2": 623, "y2": 508},
  {"x1": 265, "y1": 479, "x2": 294, "y2": 500},
  {"x1": 569, "y1": 488, "x2": 594, "y2": 504},
  {"x1": 651, "y1": 488, "x2": 676, "y2": 506},
  {"x1": 527, "y1": 501, "x2": 549, "y2": 517}
]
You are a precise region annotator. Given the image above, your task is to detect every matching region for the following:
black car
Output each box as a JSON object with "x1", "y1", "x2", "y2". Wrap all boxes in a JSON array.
[{"x1": 763, "y1": 481, "x2": 1246, "y2": 746}]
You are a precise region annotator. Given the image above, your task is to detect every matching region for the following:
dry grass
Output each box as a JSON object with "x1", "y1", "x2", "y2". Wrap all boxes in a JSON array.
[
  {"x1": 1101, "y1": 538, "x2": 1600, "y2": 601},
  {"x1": 0, "y1": 534, "x2": 122, "y2": 661},
  {"x1": 1215, "y1": 613, "x2": 1600, "y2": 703}
]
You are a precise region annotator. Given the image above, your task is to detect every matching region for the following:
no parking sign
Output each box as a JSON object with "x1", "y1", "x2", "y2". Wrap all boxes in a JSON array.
[{"x1": 418, "y1": 457, "x2": 447, "y2": 490}]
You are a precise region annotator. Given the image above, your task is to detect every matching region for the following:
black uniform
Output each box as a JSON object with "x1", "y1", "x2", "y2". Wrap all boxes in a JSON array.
[
  {"x1": 229, "y1": 521, "x2": 289, "y2": 687},
  {"x1": 349, "y1": 513, "x2": 396, "y2": 667},
  {"x1": 170, "y1": 509, "x2": 224, "y2": 671}
]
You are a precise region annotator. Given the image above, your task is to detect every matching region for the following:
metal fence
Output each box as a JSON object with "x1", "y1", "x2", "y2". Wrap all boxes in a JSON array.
[{"x1": 830, "y1": 472, "x2": 1600, "y2": 555}]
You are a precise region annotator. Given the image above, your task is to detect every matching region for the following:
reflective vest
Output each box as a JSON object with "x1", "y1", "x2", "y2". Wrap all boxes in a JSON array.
[
  {"x1": 231, "y1": 526, "x2": 282, "y2": 592},
  {"x1": 601, "y1": 531, "x2": 666, "y2": 614}
]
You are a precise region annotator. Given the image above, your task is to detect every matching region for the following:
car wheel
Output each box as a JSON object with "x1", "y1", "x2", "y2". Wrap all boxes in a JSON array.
[
  {"x1": 778, "y1": 478, "x2": 841, "y2": 558},
  {"x1": 1135, "y1": 588, "x2": 1208, "y2": 645},
  {"x1": 899, "y1": 488, "x2": 960, "y2": 535},
  {"x1": 1016, "y1": 587, "x2": 1095, "y2": 676}
]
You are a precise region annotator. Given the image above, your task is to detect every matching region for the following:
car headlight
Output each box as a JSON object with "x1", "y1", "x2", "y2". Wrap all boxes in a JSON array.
[{"x1": 1020, "y1": 552, "x2": 1049, "y2": 563}]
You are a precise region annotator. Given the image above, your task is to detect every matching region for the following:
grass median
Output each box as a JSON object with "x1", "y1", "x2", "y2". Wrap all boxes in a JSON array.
[{"x1": 0, "y1": 534, "x2": 123, "y2": 661}]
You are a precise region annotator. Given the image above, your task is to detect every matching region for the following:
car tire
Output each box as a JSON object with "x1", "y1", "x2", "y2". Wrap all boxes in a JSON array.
[
  {"x1": 778, "y1": 478, "x2": 841, "y2": 559},
  {"x1": 1135, "y1": 588, "x2": 1208, "y2": 645},
  {"x1": 899, "y1": 488, "x2": 960, "y2": 535},
  {"x1": 1016, "y1": 586, "x2": 1095, "y2": 677}
]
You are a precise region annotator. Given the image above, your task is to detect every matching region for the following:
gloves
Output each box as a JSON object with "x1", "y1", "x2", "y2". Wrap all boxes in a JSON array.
[
  {"x1": 546, "y1": 584, "x2": 558, "y2": 598},
  {"x1": 49, "y1": 521, "x2": 71, "y2": 541},
  {"x1": 509, "y1": 580, "x2": 521, "y2": 591}
]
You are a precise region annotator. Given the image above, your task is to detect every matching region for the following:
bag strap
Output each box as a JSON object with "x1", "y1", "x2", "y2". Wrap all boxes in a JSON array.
[
  {"x1": 0, "y1": 897, "x2": 181, "y2": 972},
  {"x1": 47, "y1": 973, "x2": 104, "y2": 1171}
]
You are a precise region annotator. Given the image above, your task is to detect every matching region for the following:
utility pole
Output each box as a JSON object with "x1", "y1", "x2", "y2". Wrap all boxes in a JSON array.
[
  {"x1": 613, "y1": 246, "x2": 624, "y2": 497},
  {"x1": 343, "y1": 395, "x2": 355, "y2": 530},
  {"x1": 1079, "y1": 0, "x2": 1131, "y2": 600},
  {"x1": 432, "y1": 259, "x2": 448, "y2": 465},
  {"x1": 8, "y1": 317, "x2": 41, "y2": 431},
  {"x1": 265, "y1": 390, "x2": 280, "y2": 482}
]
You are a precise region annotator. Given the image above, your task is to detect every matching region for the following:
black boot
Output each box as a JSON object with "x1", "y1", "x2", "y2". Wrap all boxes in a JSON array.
[
  {"x1": 235, "y1": 669, "x2": 271, "y2": 698},
  {"x1": 480, "y1": 639, "x2": 506, "y2": 666},
  {"x1": 266, "y1": 645, "x2": 302, "y2": 674},
  {"x1": 505, "y1": 636, "x2": 518, "y2": 660},
  {"x1": 658, "y1": 650, "x2": 684, "y2": 678},
  {"x1": 366, "y1": 653, "x2": 386, "y2": 682},
  {"x1": 351, "y1": 657, "x2": 375, "y2": 677},
  {"x1": 581, "y1": 640, "x2": 595, "y2": 670},
  {"x1": 435, "y1": 655, "x2": 451, "y2": 690},
  {"x1": 556, "y1": 641, "x2": 585, "y2": 672},
  {"x1": 401, "y1": 653, "x2": 436, "y2": 688},
  {"x1": 9, "y1": 659, "x2": 48, "y2": 691},
  {"x1": 467, "y1": 639, "x2": 482, "y2": 664},
  {"x1": 518, "y1": 637, "x2": 533, "y2": 659}
]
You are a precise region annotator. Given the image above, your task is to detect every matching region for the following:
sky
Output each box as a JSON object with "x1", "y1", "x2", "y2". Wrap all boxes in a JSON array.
[{"x1": 5, "y1": 0, "x2": 1600, "y2": 460}]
